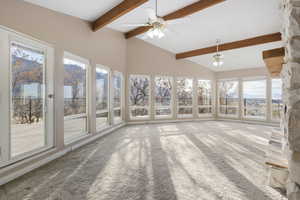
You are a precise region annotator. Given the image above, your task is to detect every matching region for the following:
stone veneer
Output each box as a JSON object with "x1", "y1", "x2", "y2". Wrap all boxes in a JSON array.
[{"x1": 281, "y1": 0, "x2": 300, "y2": 199}]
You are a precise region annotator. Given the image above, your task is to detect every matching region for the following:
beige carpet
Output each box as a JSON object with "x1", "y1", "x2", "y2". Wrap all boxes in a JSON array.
[{"x1": 0, "y1": 121, "x2": 286, "y2": 200}]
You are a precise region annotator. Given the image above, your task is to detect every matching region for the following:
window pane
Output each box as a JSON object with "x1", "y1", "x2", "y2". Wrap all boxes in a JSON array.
[
  {"x1": 198, "y1": 80, "x2": 212, "y2": 116},
  {"x1": 243, "y1": 79, "x2": 266, "y2": 119},
  {"x1": 129, "y1": 75, "x2": 150, "y2": 119},
  {"x1": 131, "y1": 108, "x2": 149, "y2": 118},
  {"x1": 155, "y1": 76, "x2": 172, "y2": 118},
  {"x1": 177, "y1": 78, "x2": 193, "y2": 118},
  {"x1": 156, "y1": 108, "x2": 172, "y2": 116},
  {"x1": 178, "y1": 107, "x2": 193, "y2": 116},
  {"x1": 113, "y1": 74, "x2": 122, "y2": 123},
  {"x1": 64, "y1": 57, "x2": 87, "y2": 141},
  {"x1": 218, "y1": 80, "x2": 239, "y2": 117},
  {"x1": 10, "y1": 42, "x2": 46, "y2": 157},
  {"x1": 198, "y1": 107, "x2": 212, "y2": 114},
  {"x1": 177, "y1": 78, "x2": 193, "y2": 107},
  {"x1": 272, "y1": 79, "x2": 282, "y2": 121},
  {"x1": 96, "y1": 67, "x2": 109, "y2": 131}
]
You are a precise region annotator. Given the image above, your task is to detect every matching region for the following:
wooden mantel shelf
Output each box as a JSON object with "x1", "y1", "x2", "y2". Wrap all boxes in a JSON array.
[{"x1": 263, "y1": 47, "x2": 285, "y2": 77}]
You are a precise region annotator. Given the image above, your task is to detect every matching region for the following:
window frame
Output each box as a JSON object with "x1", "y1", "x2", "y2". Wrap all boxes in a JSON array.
[
  {"x1": 217, "y1": 79, "x2": 240, "y2": 118},
  {"x1": 128, "y1": 74, "x2": 151, "y2": 120},
  {"x1": 63, "y1": 51, "x2": 90, "y2": 144},
  {"x1": 154, "y1": 76, "x2": 174, "y2": 119},
  {"x1": 176, "y1": 77, "x2": 194, "y2": 119},
  {"x1": 112, "y1": 71, "x2": 124, "y2": 124},
  {"x1": 0, "y1": 26, "x2": 54, "y2": 167},
  {"x1": 95, "y1": 64, "x2": 111, "y2": 131}
]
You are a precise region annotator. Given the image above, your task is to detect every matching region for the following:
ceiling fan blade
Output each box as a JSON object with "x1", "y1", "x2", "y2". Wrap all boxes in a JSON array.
[
  {"x1": 146, "y1": 8, "x2": 157, "y2": 21},
  {"x1": 166, "y1": 16, "x2": 191, "y2": 25},
  {"x1": 122, "y1": 23, "x2": 151, "y2": 27}
]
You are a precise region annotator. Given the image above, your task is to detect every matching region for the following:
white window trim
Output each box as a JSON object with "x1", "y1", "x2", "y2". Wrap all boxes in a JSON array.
[
  {"x1": 63, "y1": 52, "x2": 90, "y2": 143},
  {"x1": 129, "y1": 74, "x2": 151, "y2": 120}
]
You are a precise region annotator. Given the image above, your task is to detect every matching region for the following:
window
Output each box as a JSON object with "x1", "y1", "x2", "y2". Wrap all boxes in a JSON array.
[
  {"x1": 271, "y1": 78, "x2": 282, "y2": 121},
  {"x1": 154, "y1": 76, "x2": 173, "y2": 118},
  {"x1": 0, "y1": 28, "x2": 54, "y2": 166},
  {"x1": 218, "y1": 80, "x2": 239, "y2": 117},
  {"x1": 129, "y1": 75, "x2": 150, "y2": 119},
  {"x1": 95, "y1": 65, "x2": 109, "y2": 131},
  {"x1": 9, "y1": 42, "x2": 47, "y2": 157},
  {"x1": 243, "y1": 79, "x2": 267, "y2": 120},
  {"x1": 197, "y1": 80, "x2": 212, "y2": 116},
  {"x1": 113, "y1": 72, "x2": 123, "y2": 124},
  {"x1": 64, "y1": 53, "x2": 89, "y2": 142},
  {"x1": 177, "y1": 78, "x2": 193, "y2": 118}
]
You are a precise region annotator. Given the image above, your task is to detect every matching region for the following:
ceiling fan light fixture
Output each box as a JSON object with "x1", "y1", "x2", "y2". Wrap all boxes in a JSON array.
[
  {"x1": 213, "y1": 53, "x2": 224, "y2": 67},
  {"x1": 147, "y1": 25, "x2": 165, "y2": 39},
  {"x1": 212, "y1": 39, "x2": 224, "y2": 67}
]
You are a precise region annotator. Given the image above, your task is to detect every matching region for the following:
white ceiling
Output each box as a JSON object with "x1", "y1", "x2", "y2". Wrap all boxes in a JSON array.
[{"x1": 24, "y1": 0, "x2": 283, "y2": 72}]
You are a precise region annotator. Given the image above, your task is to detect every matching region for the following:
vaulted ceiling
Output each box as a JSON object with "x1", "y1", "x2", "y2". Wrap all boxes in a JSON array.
[{"x1": 24, "y1": 0, "x2": 283, "y2": 71}]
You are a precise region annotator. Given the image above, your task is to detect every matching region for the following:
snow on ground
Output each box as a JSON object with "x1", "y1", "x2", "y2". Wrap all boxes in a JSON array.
[{"x1": 0, "y1": 121, "x2": 287, "y2": 200}]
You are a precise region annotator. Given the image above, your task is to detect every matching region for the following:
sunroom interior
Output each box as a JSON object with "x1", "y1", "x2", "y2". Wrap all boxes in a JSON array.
[{"x1": 0, "y1": 0, "x2": 299, "y2": 199}]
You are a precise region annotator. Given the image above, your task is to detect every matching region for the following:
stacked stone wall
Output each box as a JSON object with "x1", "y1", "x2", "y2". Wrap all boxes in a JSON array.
[{"x1": 281, "y1": 0, "x2": 300, "y2": 199}]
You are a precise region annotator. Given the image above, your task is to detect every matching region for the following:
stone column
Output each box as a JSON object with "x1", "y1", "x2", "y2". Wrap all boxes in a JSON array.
[{"x1": 281, "y1": 0, "x2": 300, "y2": 199}]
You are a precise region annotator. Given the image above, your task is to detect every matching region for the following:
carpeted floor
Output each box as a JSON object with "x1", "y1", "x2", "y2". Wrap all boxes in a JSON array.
[{"x1": 0, "y1": 121, "x2": 287, "y2": 200}]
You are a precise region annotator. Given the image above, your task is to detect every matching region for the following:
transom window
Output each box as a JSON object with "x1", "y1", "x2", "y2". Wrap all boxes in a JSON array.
[
  {"x1": 177, "y1": 78, "x2": 193, "y2": 118},
  {"x1": 154, "y1": 76, "x2": 173, "y2": 118},
  {"x1": 129, "y1": 75, "x2": 150, "y2": 119}
]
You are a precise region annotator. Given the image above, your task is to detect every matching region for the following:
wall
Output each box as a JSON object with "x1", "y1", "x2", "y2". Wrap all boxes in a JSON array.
[
  {"x1": 216, "y1": 67, "x2": 270, "y2": 79},
  {"x1": 127, "y1": 38, "x2": 215, "y2": 78},
  {"x1": 0, "y1": 0, "x2": 127, "y2": 183},
  {"x1": 0, "y1": 0, "x2": 127, "y2": 73}
]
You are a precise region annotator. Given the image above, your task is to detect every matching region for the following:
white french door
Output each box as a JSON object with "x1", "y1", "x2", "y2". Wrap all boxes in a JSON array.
[{"x1": 0, "y1": 27, "x2": 54, "y2": 167}]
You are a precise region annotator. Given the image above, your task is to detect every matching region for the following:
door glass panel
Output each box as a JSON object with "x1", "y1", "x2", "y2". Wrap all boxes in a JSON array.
[{"x1": 10, "y1": 42, "x2": 46, "y2": 157}]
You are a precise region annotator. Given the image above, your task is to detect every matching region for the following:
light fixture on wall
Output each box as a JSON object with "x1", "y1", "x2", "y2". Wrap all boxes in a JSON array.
[{"x1": 213, "y1": 39, "x2": 224, "y2": 67}]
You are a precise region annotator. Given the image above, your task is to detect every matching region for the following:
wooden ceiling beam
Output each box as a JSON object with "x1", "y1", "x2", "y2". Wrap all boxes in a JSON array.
[
  {"x1": 263, "y1": 47, "x2": 285, "y2": 78},
  {"x1": 125, "y1": 0, "x2": 226, "y2": 39},
  {"x1": 176, "y1": 32, "x2": 282, "y2": 59},
  {"x1": 93, "y1": 0, "x2": 148, "y2": 32},
  {"x1": 163, "y1": 0, "x2": 225, "y2": 21}
]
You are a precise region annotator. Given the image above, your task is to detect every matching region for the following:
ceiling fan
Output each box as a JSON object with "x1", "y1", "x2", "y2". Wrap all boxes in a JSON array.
[{"x1": 123, "y1": 0, "x2": 190, "y2": 39}]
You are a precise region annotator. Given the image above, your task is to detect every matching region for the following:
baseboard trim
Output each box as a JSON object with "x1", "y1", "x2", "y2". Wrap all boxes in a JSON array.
[{"x1": 127, "y1": 118, "x2": 216, "y2": 125}]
